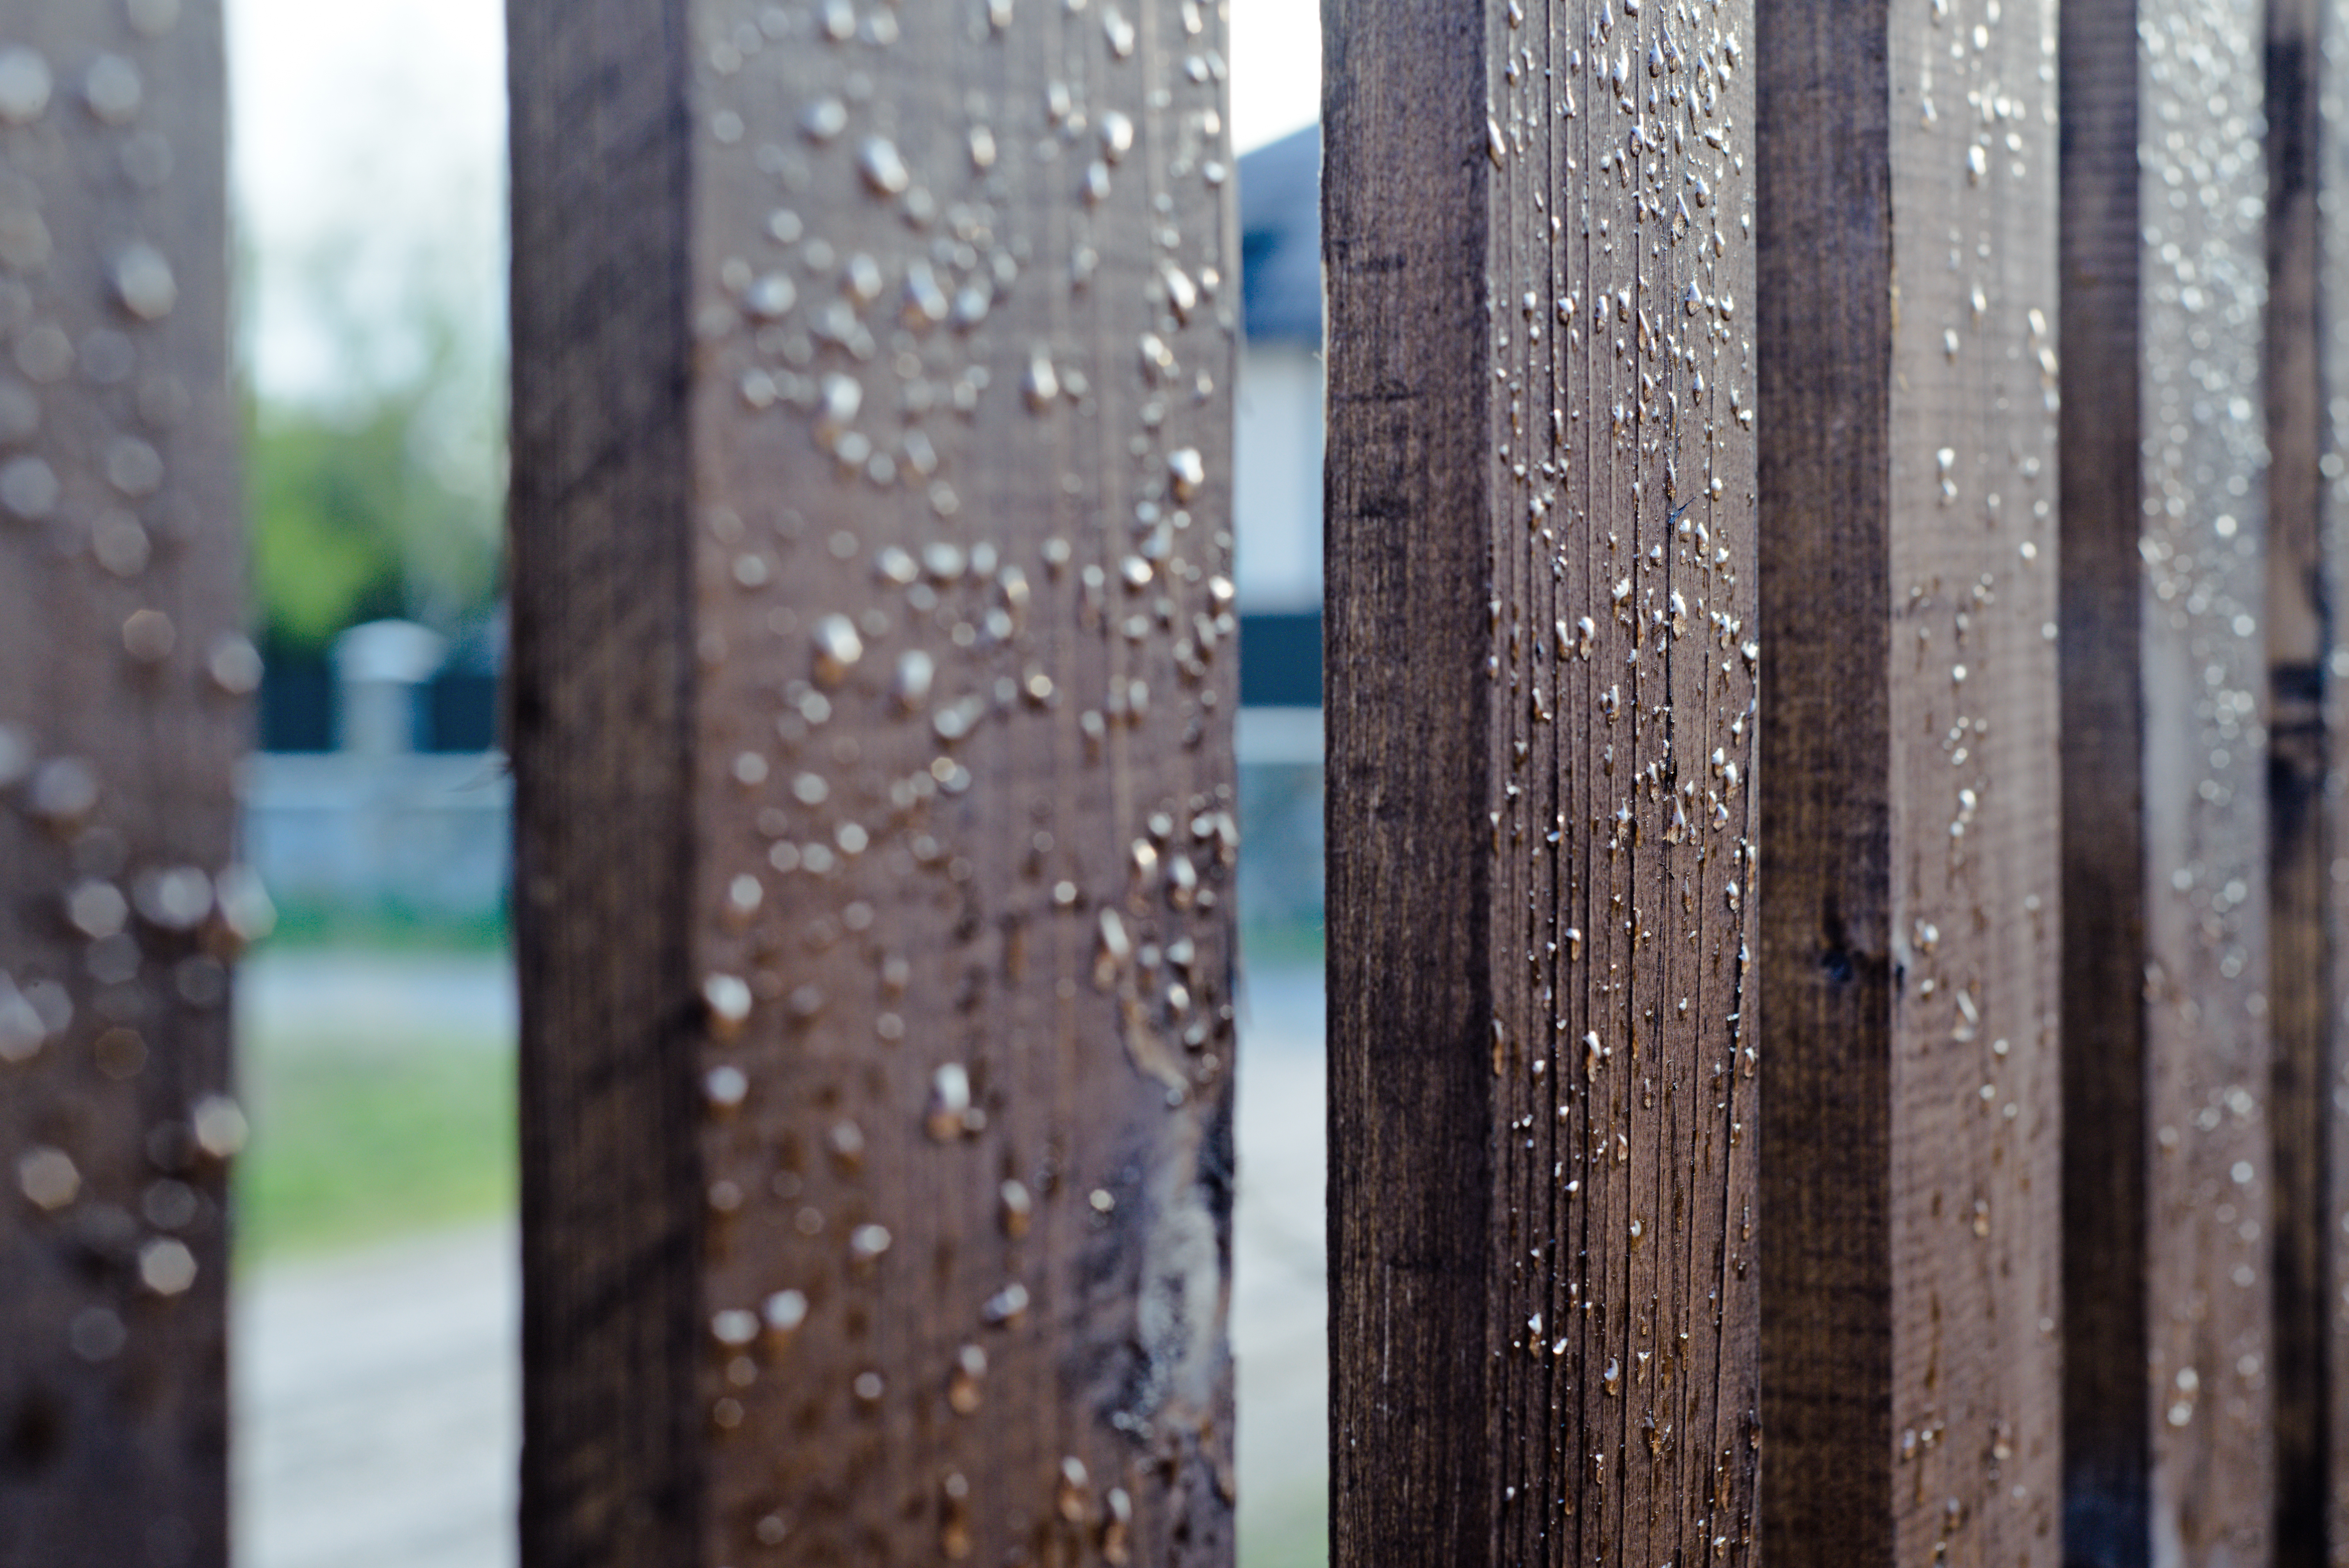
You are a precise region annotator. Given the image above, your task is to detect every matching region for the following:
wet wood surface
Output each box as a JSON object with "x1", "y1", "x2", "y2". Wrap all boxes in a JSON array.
[
  {"x1": 1757, "y1": 3, "x2": 2063, "y2": 1563},
  {"x1": 2060, "y1": 1, "x2": 2277, "y2": 1563},
  {"x1": 509, "y1": 0, "x2": 1239, "y2": 1563},
  {"x1": 2265, "y1": 0, "x2": 2330, "y2": 1561},
  {"x1": 1323, "y1": 0, "x2": 1761, "y2": 1560},
  {"x1": 2323, "y1": 0, "x2": 2349, "y2": 1554},
  {"x1": 0, "y1": 3, "x2": 243, "y2": 1565}
]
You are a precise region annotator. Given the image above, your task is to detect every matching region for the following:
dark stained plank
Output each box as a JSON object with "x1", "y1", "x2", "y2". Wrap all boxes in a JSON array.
[
  {"x1": 509, "y1": 0, "x2": 1240, "y2": 1563},
  {"x1": 2060, "y1": 1, "x2": 2278, "y2": 1563},
  {"x1": 2265, "y1": 0, "x2": 2327, "y2": 1561},
  {"x1": 1323, "y1": 0, "x2": 1760, "y2": 1560},
  {"x1": 0, "y1": 3, "x2": 244, "y2": 1565},
  {"x1": 2310, "y1": 0, "x2": 2349, "y2": 1558},
  {"x1": 1757, "y1": 3, "x2": 2064, "y2": 1563}
]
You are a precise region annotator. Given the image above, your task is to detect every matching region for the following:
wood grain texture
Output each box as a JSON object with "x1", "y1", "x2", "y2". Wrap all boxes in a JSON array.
[
  {"x1": 1324, "y1": 1, "x2": 1761, "y2": 1561},
  {"x1": 510, "y1": 0, "x2": 1239, "y2": 1563},
  {"x1": 2061, "y1": 1, "x2": 2277, "y2": 1563},
  {"x1": 510, "y1": 0, "x2": 704, "y2": 1563},
  {"x1": 1758, "y1": 3, "x2": 2064, "y2": 1564},
  {"x1": 2265, "y1": 0, "x2": 2327, "y2": 1562},
  {"x1": 2058, "y1": 1, "x2": 2151, "y2": 1560},
  {"x1": 2316, "y1": 0, "x2": 2349, "y2": 1559},
  {"x1": 0, "y1": 4, "x2": 242, "y2": 1566}
]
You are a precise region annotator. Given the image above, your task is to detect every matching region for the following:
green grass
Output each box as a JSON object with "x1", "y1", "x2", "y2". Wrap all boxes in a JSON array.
[
  {"x1": 234, "y1": 1029, "x2": 515, "y2": 1263},
  {"x1": 1240, "y1": 916, "x2": 1325, "y2": 969},
  {"x1": 1240, "y1": 1483, "x2": 1330, "y2": 1568},
  {"x1": 255, "y1": 898, "x2": 511, "y2": 955}
]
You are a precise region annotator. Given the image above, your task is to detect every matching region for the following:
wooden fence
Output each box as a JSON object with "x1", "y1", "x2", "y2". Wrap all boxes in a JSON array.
[{"x1": 7, "y1": 0, "x2": 2349, "y2": 1565}]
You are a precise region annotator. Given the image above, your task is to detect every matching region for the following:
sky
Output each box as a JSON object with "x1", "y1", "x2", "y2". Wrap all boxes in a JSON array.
[{"x1": 225, "y1": 0, "x2": 1319, "y2": 406}]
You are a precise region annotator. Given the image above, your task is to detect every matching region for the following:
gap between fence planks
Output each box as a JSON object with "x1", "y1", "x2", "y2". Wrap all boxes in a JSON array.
[
  {"x1": 1757, "y1": 2, "x2": 2064, "y2": 1564},
  {"x1": 1324, "y1": 0, "x2": 1761, "y2": 1561},
  {"x1": 510, "y1": 0, "x2": 1241, "y2": 1562},
  {"x1": 0, "y1": 4, "x2": 244, "y2": 1566}
]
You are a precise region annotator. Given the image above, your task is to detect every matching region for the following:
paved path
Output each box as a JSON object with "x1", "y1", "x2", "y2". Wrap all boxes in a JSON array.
[
  {"x1": 235, "y1": 1225, "x2": 517, "y2": 1568},
  {"x1": 234, "y1": 953, "x2": 1326, "y2": 1568}
]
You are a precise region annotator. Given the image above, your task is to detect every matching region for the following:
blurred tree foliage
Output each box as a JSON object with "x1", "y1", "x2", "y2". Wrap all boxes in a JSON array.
[{"x1": 241, "y1": 225, "x2": 505, "y2": 660}]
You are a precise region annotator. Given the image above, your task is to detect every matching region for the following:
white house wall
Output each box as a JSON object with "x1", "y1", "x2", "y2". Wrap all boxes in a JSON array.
[{"x1": 1234, "y1": 340, "x2": 1324, "y2": 615}]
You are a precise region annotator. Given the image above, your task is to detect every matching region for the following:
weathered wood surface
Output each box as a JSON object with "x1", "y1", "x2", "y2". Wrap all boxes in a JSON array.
[
  {"x1": 1324, "y1": 0, "x2": 1761, "y2": 1560},
  {"x1": 2060, "y1": 0, "x2": 2276, "y2": 1563},
  {"x1": 0, "y1": 3, "x2": 243, "y2": 1565},
  {"x1": 2313, "y1": 0, "x2": 2349, "y2": 1558},
  {"x1": 2265, "y1": 0, "x2": 2329, "y2": 1561},
  {"x1": 2057, "y1": 0, "x2": 2154, "y2": 1556},
  {"x1": 510, "y1": 0, "x2": 1239, "y2": 1563},
  {"x1": 1757, "y1": 2, "x2": 2064, "y2": 1563}
]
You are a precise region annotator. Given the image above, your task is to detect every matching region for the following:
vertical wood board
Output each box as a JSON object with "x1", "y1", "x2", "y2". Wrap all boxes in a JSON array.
[
  {"x1": 1325, "y1": 0, "x2": 1761, "y2": 1561},
  {"x1": 511, "y1": 0, "x2": 1241, "y2": 1562},
  {"x1": 1759, "y1": 2, "x2": 2064, "y2": 1562},
  {"x1": 2060, "y1": 0, "x2": 2277, "y2": 1562},
  {"x1": 0, "y1": 3, "x2": 244, "y2": 1565},
  {"x1": 2264, "y1": 0, "x2": 2328, "y2": 1559}
]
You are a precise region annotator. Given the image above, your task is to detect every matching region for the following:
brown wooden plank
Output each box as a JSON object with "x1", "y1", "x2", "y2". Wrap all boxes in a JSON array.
[
  {"x1": 0, "y1": 3, "x2": 242, "y2": 1565},
  {"x1": 1323, "y1": 1, "x2": 1761, "y2": 1560},
  {"x1": 1757, "y1": 3, "x2": 2065, "y2": 1563},
  {"x1": 2060, "y1": 1, "x2": 2278, "y2": 1562},
  {"x1": 509, "y1": 0, "x2": 1240, "y2": 1562},
  {"x1": 2265, "y1": 0, "x2": 2328, "y2": 1561},
  {"x1": 2315, "y1": 0, "x2": 2349, "y2": 1559},
  {"x1": 2057, "y1": 0, "x2": 2154, "y2": 1557}
]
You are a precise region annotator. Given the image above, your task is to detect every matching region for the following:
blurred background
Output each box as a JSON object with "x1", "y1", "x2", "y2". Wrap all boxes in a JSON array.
[{"x1": 225, "y1": 3, "x2": 1331, "y2": 1566}]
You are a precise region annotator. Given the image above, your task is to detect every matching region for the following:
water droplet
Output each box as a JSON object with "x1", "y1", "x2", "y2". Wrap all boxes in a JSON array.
[
  {"x1": 0, "y1": 455, "x2": 57, "y2": 520},
  {"x1": 1100, "y1": 110, "x2": 1135, "y2": 162},
  {"x1": 0, "y1": 50, "x2": 51, "y2": 124},
  {"x1": 706, "y1": 1064, "x2": 749, "y2": 1108},
  {"x1": 139, "y1": 1237, "x2": 196, "y2": 1295},
  {"x1": 122, "y1": 609, "x2": 175, "y2": 664},
  {"x1": 704, "y1": 973, "x2": 754, "y2": 1035},
  {"x1": 926, "y1": 1064, "x2": 972, "y2": 1141},
  {"x1": 1103, "y1": 6, "x2": 1137, "y2": 56},
  {"x1": 83, "y1": 55, "x2": 141, "y2": 125},
  {"x1": 858, "y1": 136, "x2": 911, "y2": 196},
  {"x1": 764, "y1": 1288, "x2": 809, "y2": 1336},
  {"x1": 1023, "y1": 350, "x2": 1060, "y2": 410},
  {"x1": 811, "y1": 614, "x2": 864, "y2": 686},
  {"x1": 191, "y1": 1094, "x2": 248, "y2": 1158},
  {"x1": 802, "y1": 97, "x2": 848, "y2": 141},
  {"x1": 66, "y1": 878, "x2": 128, "y2": 939},
  {"x1": 18, "y1": 1146, "x2": 77, "y2": 1209},
  {"x1": 981, "y1": 1281, "x2": 1029, "y2": 1325}
]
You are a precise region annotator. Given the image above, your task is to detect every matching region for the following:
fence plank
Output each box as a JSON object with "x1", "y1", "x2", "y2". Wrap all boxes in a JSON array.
[
  {"x1": 2266, "y1": 0, "x2": 2328, "y2": 1560},
  {"x1": 0, "y1": 5, "x2": 241, "y2": 1565},
  {"x1": 510, "y1": 1, "x2": 1240, "y2": 1563},
  {"x1": 1323, "y1": 0, "x2": 1761, "y2": 1560},
  {"x1": 2315, "y1": 0, "x2": 2349, "y2": 1557},
  {"x1": 1756, "y1": 4, "x2": 2064, "y2": 1563},
  {"x1": 2060, "y1": 0, "x2": 2277, "y2": 1562}
]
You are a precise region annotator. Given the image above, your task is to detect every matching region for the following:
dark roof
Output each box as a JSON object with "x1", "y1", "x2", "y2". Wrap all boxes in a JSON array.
[{"x1": 1237, "y1": 124, "x2": 1320, "y2": 346}]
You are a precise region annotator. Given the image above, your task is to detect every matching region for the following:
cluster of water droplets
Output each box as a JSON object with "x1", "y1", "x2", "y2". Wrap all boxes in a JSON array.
[
  {"x1": 680, "y1": 0, "x2": 1239, "y2": 1559},
  {"x1": 2133, "y1": 0, "x2": 2275, "y2": 1555},
  {"x1": 1876, "y1": 0, "x2": 2071, "y2": 1560},
  {"x1": 1481, "y1": 0, "x2": 1760, "y2": 1560},
  {"x1": 0, "y1": 2, "x2": 250, "y2": 1555}
]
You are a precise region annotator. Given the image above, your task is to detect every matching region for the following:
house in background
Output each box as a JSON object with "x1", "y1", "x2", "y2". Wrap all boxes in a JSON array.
[
  {"x1": 1233, "y1": 123, "x2": 1322, "y2": 718},
  {"x1": 1230, "y1": 123, "x2": 1325, "y2": 934}
]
